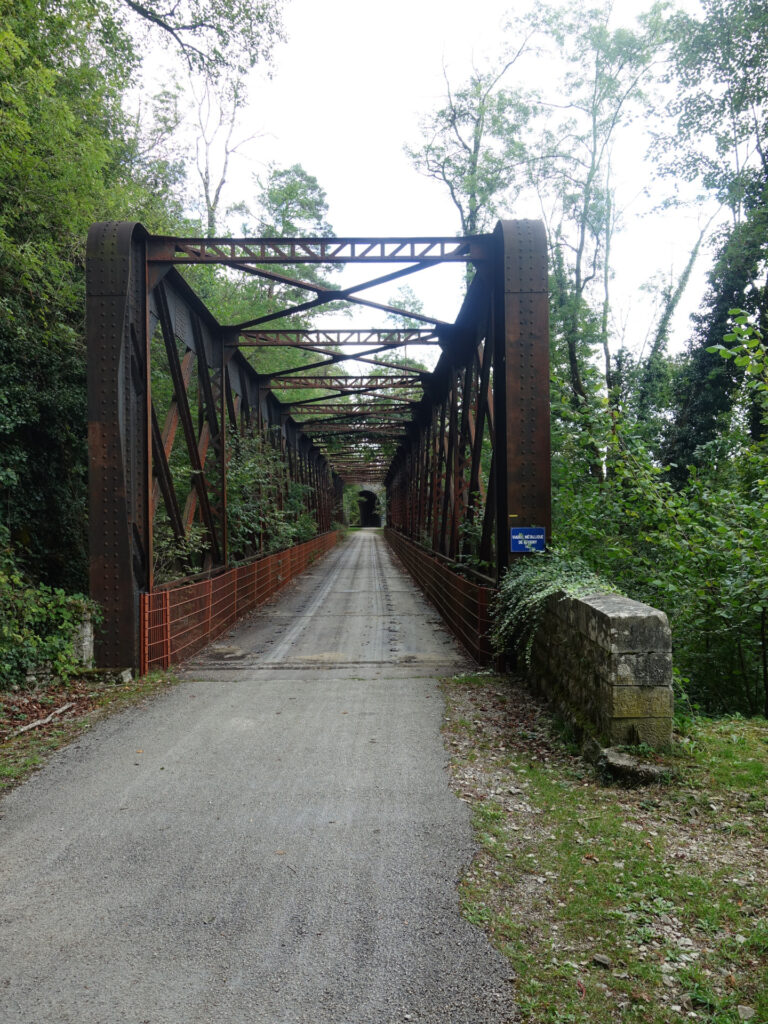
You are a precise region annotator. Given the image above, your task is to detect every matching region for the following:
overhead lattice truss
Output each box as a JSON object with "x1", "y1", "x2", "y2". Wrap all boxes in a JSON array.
[{"x1": 87, "y1": 221, "x2": 550, "y2": 668}]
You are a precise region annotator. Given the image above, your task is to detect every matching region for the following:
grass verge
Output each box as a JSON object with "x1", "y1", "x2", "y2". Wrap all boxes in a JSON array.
[
  {"x1": 0, "y1": 670, "x2": 178, "y2": 793},
  {"x1": 442, "y1": 672, "x2": 768, "y2": 1024}
]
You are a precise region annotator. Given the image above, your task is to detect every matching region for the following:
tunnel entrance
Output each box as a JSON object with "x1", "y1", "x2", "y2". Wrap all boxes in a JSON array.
[{"x1": 358, "y1": 490, "x2": 382, "y2": 528}]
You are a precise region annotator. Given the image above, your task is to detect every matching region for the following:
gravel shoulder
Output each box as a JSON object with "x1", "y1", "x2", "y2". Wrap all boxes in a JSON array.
[{"x1": 442, "y1": 670, "x2": 768, "y2": 1024}]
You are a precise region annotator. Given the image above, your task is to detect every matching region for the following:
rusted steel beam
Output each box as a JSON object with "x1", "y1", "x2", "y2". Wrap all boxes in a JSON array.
[
  {"x1": 148, "y1": 235, "x2": 489, "y2": 265},
  {"x1": 231, "y1": 264, "x2": 447, "y2": 331},
  {"x1": 308, "y1": 423, "x2": 406, "y2": 432},
  {"x1": 156, "y1": 282, "x2": 222, "y2": 564},
  {"x1": 310, "y1": 432, "x2": 404, "y2": 441},
  {"x1": 295, "y1": 408, "x2": 412, "y2": 421},
  {"x1": 232, "y1": 328, "x2": 438, "y2": 347},
  {"x1": 259, "y1": 344, "x2": 427, "y2": 379},
  {"x1": 151, "y1": 349, "x2": 194, "y2": 517},
  {"x1": 286, "y1": 400, "x2": 414, "y2": 412},
  {"x1": 271, "y1": 375, "x2": 421, "y2": 390},
  {"x1": 492, "y1": 220, "x2": 551, "y2": 577},
  {"x1": 466, "y1": 338, "x2": 492, "y2": 519},
  {"x1": 383, "y1": 220, "x2": 550, "y2": 581},
  {"x1": 87, "y1": 222, "x2": 151, "y2": 670},
  {"x1": 150, "y1": 404, "x2": 185, "y2": 539}
]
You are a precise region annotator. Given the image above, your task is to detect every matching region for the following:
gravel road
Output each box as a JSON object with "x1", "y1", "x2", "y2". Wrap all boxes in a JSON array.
[{"x1": 0, "y1": 530, "x2": 515, "y2": 1023}]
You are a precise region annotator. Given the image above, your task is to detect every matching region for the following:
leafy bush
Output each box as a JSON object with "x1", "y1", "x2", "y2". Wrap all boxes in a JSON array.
[
  {"x1": 150, "y1": 431, "x2": 323, "y2": 584},
  {"x1": 491, "y1": 547, "x2": 621, "y2": 666},
  {"x1": 0, "y1": 528, "x2": 95, "y2": 689},
  {"x1": 226, "y1": 432, "x2": 317, "y2": 560},
  {"x1": 551, "y1": 396, "x2": 768, "y2": 716}
]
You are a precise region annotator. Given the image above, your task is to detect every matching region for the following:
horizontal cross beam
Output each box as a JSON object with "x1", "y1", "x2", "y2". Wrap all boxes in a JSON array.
[
  {"x1": 272, "y1": 375, "x2": 421, "y2": 389},
  {"x1": 231, "y1": 329, "x2": 439, "y2": 347},
  {"x1": 296, "y1": 414, "x2": 412, "y2": 426},
  {"x1": 148, "y1": 236, "x2": 489, "y2": 265},
  {"x1": 307, "y1": 427, "x2": 405, "y2": 436},
  {"x1": 285, "y1": 401, "x2": 414, "y2": 412}
]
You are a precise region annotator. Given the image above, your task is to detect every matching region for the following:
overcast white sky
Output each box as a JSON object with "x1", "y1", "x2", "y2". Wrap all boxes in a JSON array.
[{"x1": 162, "y1": 0, "x2": 715, "y2": 361}]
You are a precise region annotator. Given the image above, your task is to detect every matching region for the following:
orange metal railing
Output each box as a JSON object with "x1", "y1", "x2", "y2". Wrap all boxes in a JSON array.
[
  {"x1": 140, "y1": 531, "x2": 338, "y2": 673},
  {"x1": 385, "y1": 528, "x2": 494, "y2": 664}
]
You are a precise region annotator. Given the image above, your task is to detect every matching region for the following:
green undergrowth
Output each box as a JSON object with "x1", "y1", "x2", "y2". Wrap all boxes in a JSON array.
[
  {"x1": 491, "y1": 547, "x2": 623, "y2": 666},
  {"x1": 0, "y1": 525, "x2": 99, "y2": 690},
  {"x1": 443, "y1": 672, "x2": 768, "y2": 1024},
  {"x1": 0, "y1": 670, "x2": 178, "y2": 793}
]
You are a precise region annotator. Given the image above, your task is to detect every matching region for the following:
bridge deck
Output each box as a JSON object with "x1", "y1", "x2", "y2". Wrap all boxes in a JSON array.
[{"x1": 0, "y1": 531, "x2": 515, "y2": 1023}]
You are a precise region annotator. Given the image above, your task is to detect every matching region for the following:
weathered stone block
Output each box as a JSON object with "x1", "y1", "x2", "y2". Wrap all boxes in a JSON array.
[
  {"x1": 589, "y1": 650, "x2": 673, "y2": 688},
  {"x1": 528, "y1": 590, "x2": 674, "y2": 753},
  {"x1": 639, "y1": 651, "x2": 673, "y2": 687},
  {"x1": 606, "y1": 716, "x2": 672, "y2": 752},
  {"x1": 583, "y1": 594, "x2": 672, "y2": 653},
  {"x1": 614, "y1": 654, "x2": 640, "y2": 685},
  {"x1": 608, "y1": 685, "x2": 674, "y2": 720},
  {"x1": 73, "y1": 611, "x2": 94, "y2": 666}
]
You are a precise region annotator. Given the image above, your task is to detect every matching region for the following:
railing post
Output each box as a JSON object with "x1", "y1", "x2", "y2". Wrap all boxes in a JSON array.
[
  {"x1": 140, "y1": 593, "x2": 148, "y2": 676},
  {"x1": 163, "y1": 590, "x2": 171, "y2": 668}
]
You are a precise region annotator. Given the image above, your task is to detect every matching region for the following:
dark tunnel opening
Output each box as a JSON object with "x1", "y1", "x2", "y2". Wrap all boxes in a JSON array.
[{"x1": 358, "y1": 490, "x2": 381, "y2": 528}]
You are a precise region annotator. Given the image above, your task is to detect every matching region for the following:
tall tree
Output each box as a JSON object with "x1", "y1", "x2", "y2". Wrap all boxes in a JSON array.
[
  {"x1": 527, "y1": 0, "x2": 668, "y2": 405},
  {"x1": 256, "y1": 163, "x2": 333, "y2": 237},
  {"x1": 659, "y1": 0, "x2": 768, "y2": 476},
  {"x1": 660, "y1": 0, "x2": 768, "y2": 223},
  {"x1": 189, "y1": 78, "x2": 256, "y2": 236},
  {"x1": 406, "y1": 44, "x2": 535, "y2": 237},
  {"x1": 0, "y1": 0, "x2": 190, "y2": 586}
]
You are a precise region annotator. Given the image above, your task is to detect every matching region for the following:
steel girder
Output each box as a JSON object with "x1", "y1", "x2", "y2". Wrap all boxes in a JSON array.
[
  {"x1": 147, "y1": 235, "x2": 489, "y2": 265},
  {"x1": 384, "y1": 220, "x2": 550, "y2": 581}
]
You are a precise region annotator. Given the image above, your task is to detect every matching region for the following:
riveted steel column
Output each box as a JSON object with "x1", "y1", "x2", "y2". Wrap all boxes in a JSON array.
[
  {"x1": 492, "y1": 219, "x2": 551, "y2": 579},
  {"x1": 87, "y1": 222, "x2": 150, "y2": 669}
]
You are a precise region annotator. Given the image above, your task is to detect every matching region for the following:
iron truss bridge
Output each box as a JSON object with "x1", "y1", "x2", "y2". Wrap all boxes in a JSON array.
[{"x1": 87, "y1": 222, "x2": 550, "y2": 668}]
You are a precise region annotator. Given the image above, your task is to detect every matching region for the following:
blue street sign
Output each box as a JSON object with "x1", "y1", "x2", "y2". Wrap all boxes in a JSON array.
[{"x1": 510, "y1": 526, "x2": 546, "y2": 552}]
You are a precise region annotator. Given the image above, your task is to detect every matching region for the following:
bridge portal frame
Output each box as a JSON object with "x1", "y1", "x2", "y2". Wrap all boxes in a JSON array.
[{"x1": 86, "y1": 220, "x2": 550, "y2": 670}]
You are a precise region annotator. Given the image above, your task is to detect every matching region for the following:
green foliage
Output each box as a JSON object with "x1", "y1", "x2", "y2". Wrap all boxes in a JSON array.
[
  {"x1": 662, "y1": 207, "x2": 768, "y2": 479},
  {"x1": 226, "y1": 432, "x2": 316, "y2": 562},
  {"x1": 0, "y1": 528, "x2": 95, "y2": 688},
  {"x1": 491, "y1": 548, "x2": 621, "y2": 666},
  {"x1": 551, "y1": 395, "x2": 768, "y2": 716},
  {"x1": 662, "y1": 0, "x2": 768, "y2": 212},
  {"x1": 151, "y1": 430, "x2": 320, "y2": 583},
  {"x1": 709, "y1": 310, "x2": 768, "y2": 413},
  {"x1": 152, "y1": 523, "x2": 211, "y2": 586},
  {"x1": 455, "y1": 502, "x2": 491, "y2": 576},
  {"x1": 343, "y1": 485, "x2": 362, "y2": 527},
  {"x1": 653, "y1": 0, "x2": 768, "y2": 476},
  {"x1": 120, "y1": 0, "x2": 284, "y2": 82},
  {"x1": 255, "y1": 163, "x2": 332, "y2": 238},
  {"x1": 0, "y1": 0, "x2": 190, "y2": 589}
]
